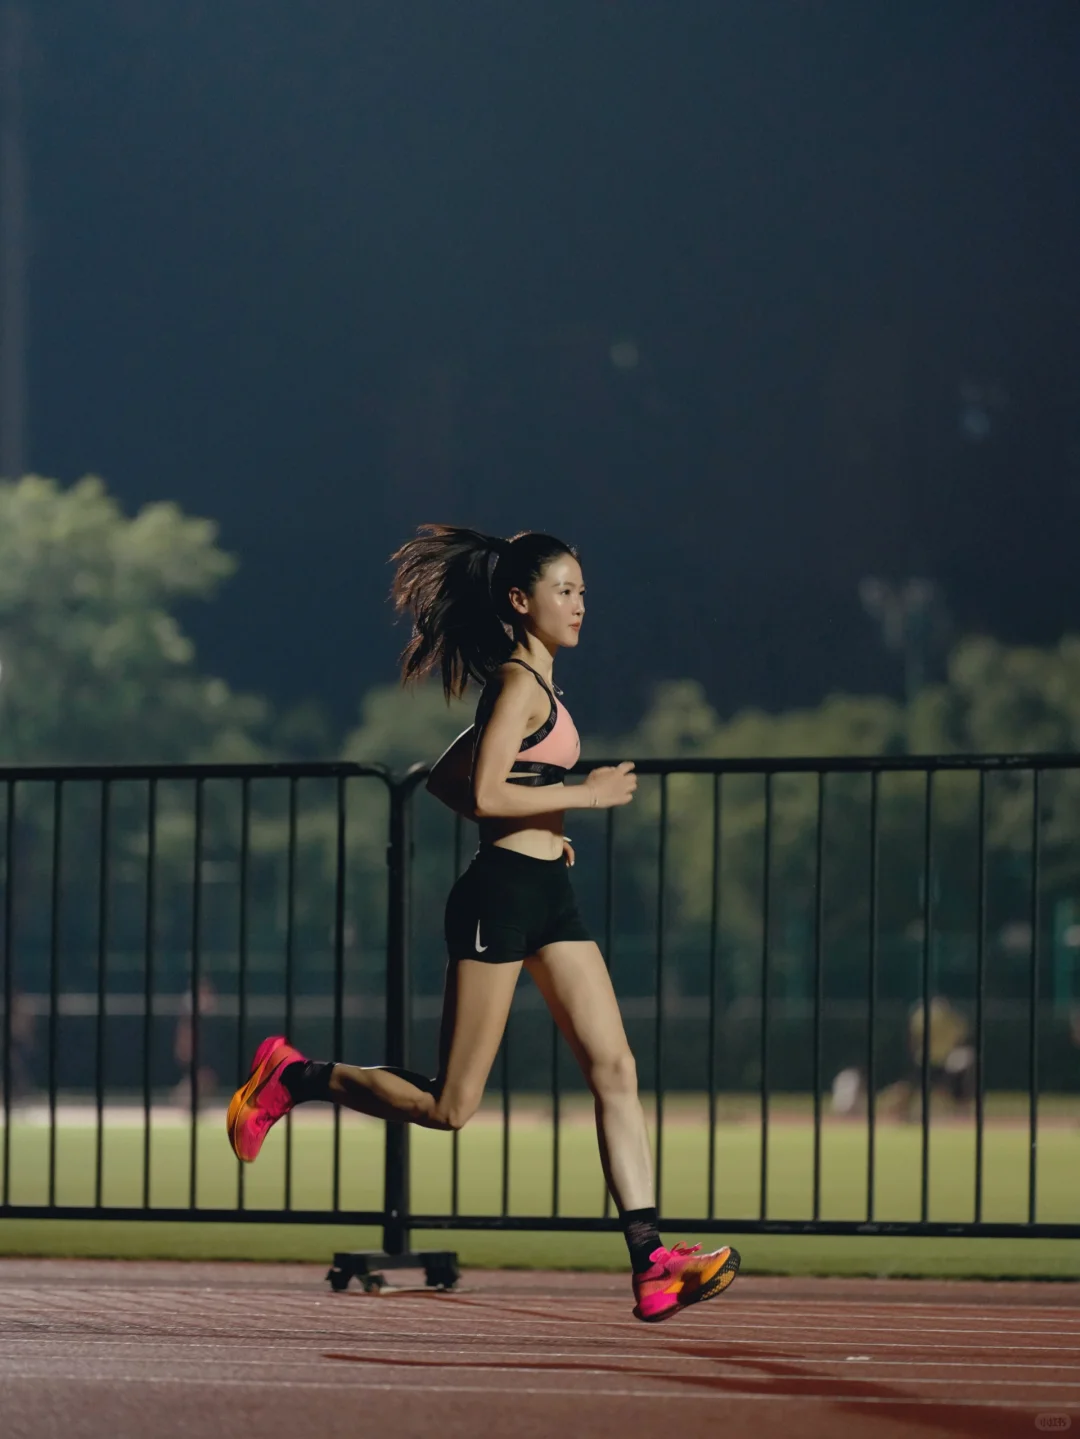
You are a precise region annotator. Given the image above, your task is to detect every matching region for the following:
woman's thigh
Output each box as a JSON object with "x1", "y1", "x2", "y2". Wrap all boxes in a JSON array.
[
  {"x1": 525, "y1": 940, "x2": 632, "y2": 1075},
  {"x1": 434, "y1": 957, "x2": 523, "y2": 1119}
]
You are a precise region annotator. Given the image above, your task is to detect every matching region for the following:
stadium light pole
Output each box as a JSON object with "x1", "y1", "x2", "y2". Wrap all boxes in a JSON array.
[
  {"x1": 0, "y1": 1, "x2": 28, "y2": 481},
  {"x1": 859, "y1": 576, "x2": 944, "y2": 708}
]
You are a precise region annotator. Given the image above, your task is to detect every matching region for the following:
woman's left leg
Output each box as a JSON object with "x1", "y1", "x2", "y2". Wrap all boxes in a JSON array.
[
  {"x1": 524, "y1": 941, "x2": 653, "y2": 1212},
  {"x1": 527, "y1": 939, "x2": 740, "y2": 1322}
]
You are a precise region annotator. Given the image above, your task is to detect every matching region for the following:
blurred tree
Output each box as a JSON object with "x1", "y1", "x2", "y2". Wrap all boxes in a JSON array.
[
  {"x1": 0, "y1": 475, "x2": 267, "y2": 762},
  {"x1": 0, "y1": 477, "x2": 279, "y2": 995},
  {"x1": 341, "y1": 679, "x2": 470, "y2": 772},
  {"x1": 594, "y1": 681, "x2": 908, "y2": 997},
  {"x1": 592, "y1": 651, "x2": 1080, "y2": 1002},
  {"x1": 314, "y1": 642, "x2": 1080, "y2": 1006},
  {"x1": 614, "y1": 678, "x2": 906, "y2": 761},
  {"x1": 911, "y1": 637, "x2": 1080, "y2": 896},
  {"x1": 910, "y1": 636, "x2": 1080, "y2": 754},
  {"x1": 273, "y1": 699, "x2": 337, "y2": 760}
]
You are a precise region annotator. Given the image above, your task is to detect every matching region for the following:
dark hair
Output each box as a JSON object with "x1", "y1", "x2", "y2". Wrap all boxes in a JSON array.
[{"x1": 390, "y1": 525, "x2": 578, "y2": 700}]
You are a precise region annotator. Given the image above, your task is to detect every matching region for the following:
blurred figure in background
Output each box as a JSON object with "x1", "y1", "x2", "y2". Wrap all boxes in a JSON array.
[
  {"x1": 830, "y1": 1065, "x2": 866, "y2": 1117},
  {"x1": 7, "y1": 989, "x2": 37, "y2": 1102},
  {"x1": 890, "y1": 996, "x2": 975, "y2": 1122},
  {"x1": 172, "y1": 976, "x2": 219, "y2": 1109}
]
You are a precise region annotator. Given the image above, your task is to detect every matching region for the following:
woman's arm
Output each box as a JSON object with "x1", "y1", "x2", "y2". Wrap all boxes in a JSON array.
[
  {"x1": 428, "y1": 727, "x2": 580, "y2": 865},
  {"x1": 426, "y1": 670, "x2": 571, "y2": 819},
  {"x1": 471, "y1": 667, "x2": 635, "y2": 818}
]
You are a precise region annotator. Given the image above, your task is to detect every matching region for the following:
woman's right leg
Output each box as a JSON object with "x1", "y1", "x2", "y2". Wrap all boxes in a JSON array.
[
  {"x1": 325, "y1": 957, "x2": 521, "y2": 1130},
  {"x1": 228, "y1": 958, "x2": 520, "y2": 1160}
]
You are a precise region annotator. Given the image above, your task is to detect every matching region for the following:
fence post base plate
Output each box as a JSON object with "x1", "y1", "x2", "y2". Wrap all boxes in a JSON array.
[{"x1": 326, "y1": 1250, "x2": 460, "y2": 1294}]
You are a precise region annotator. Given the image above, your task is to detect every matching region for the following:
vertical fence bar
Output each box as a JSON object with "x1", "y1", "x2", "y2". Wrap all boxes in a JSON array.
[
  {"x1": 920, "y1": 770, "x2": 934, "y2": 1224},
  {"x1": 706, "y1": 773, "x2": 721, "y2": 1219},
  {"x1": 654, "y1": 774, "x2": 668, "y2": 1215},
  {"x1": 759, "y1": 774, "x2": 772, "y2": 1221},
  {"x1": 974, "y1": 771, "x2": 986, "y2": 1224},
  {"x1": 551, "y1": 1012, "x2": 560, "y2": 1218},
  {"x1": 383, "y1": 778, "x2": 411, "y2": 1256},
  {"x1": 1028, "y1": 770, "x2": 1041, "y2": 1226},
  {"x1": 812, "y1": 771, "x2": 825, "y2": 1222},
  {"x1": 236, "y1": 777, "x2": 251, "y2": 1212},
  {"x1": 48, "y1": 782, "x2": 62, "y2": 1210},
  {"x1": 452, "y1": 813, "x2": 462, "y2": 1219},
  {"x1": 94, "y1": 781, "x2": 111, "y2": 1209},
  {"x1": 188, "y1": 778, "x2": 204, "y2": 1211},
  {"x1": 2, "y1": 781, "x2": 15, "y2": 1207},
  {"x1": 499, "y1": 779, "x2": 511, "y2": 1218},
  {"x1": 866, "y1": 771, "x2": 879, "y2": 1223},
  {"x1": 332, "y1": 775, "x2": 346, "y2": 1214},
  {"x1": 283, "y1": 777, "x2": 297, "y2": 1212},
  {"x1": 142, "y1": 780, "x2": 157, "y2": 1209},
  {"x1": 501, "y1": 1024, "x2": 511, "y2": 1218},
  {"x1": 601, "y1": 806, "x2": 614, "y2": 1218},
  {"x1": 604, "y1": 805, "x2": 615, "y2": 967}
]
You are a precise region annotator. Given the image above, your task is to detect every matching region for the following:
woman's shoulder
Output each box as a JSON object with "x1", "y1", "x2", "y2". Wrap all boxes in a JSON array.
[
  {"x1": 484, "y1": 659, "x2": 539, "y2": 691},
  {"x1": 475, "y1": 661, "x2": 548, "y2": 720}
]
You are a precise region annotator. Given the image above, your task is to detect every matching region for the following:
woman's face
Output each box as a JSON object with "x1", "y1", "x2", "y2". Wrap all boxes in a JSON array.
[{"x1": 511, "y1": 554, "x2": 585, "y2": 649}]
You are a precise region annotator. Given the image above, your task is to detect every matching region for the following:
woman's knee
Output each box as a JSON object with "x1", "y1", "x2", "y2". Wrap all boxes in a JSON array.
[
  {"x1": 429, "y1": 1080, "x2": 483, "y2": 1132},
  {"x1": 588, "y1": 1047, "x2": 638, "y2": 1101}
]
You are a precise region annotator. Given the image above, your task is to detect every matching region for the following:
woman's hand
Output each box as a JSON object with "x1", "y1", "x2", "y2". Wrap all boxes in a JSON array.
[
  {"x1": 561, "y1": 835, "x2": 575, "y2": 867},
  {"x1": 583, "y1": 761, "x2": 637, "y2": 809}
]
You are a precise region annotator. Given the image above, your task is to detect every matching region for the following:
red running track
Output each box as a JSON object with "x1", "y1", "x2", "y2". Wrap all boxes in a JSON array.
[{"x1": 0, "y1": 1260, "x2": 1077, "y2": 1439}]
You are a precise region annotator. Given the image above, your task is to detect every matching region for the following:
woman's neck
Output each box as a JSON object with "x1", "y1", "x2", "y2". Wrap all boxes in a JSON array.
[{"x1": 512, "y1": 642, "x2": 556, "y2": 685}]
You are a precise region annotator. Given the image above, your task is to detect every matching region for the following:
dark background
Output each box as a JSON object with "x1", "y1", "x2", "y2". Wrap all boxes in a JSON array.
[{"x1": 23, "y1": 0, "x2": 1080, "y2": 736}]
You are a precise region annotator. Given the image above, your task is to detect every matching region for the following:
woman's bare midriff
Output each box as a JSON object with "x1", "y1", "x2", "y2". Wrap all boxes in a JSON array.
[{"x1": 478, "y1": 787, "x2": 568, "y2": 860}]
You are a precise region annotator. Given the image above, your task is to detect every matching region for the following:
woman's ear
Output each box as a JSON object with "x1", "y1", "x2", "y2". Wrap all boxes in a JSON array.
[{"x1": 507, "y1": 585, "x2": 529, "y2": 616}]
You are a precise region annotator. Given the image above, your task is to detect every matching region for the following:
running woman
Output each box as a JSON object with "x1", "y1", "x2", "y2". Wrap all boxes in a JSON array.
[{"x1": 227, "y1": 526, "x2": 740, "y2": 1322}]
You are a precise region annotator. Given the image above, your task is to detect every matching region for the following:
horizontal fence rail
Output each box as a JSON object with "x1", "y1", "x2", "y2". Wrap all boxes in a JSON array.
[{"x1": 1, "y1": 754, "x2": 1078, "y2": 1250}]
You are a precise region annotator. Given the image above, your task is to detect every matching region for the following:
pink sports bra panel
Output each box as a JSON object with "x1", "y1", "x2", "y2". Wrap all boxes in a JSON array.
[{"x1": 517, "y1": 696, "x2": 580, "y2": 770}]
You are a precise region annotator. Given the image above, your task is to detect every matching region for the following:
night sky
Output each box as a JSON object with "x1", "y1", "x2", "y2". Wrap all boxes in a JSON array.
[{"x1": 21, "y1": 0, "x2": 1080, "y2": 736}]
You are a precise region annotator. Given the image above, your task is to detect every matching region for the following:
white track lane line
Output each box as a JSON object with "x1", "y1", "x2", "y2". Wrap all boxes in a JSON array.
[
  {"x1": 4, "y1": 1322, "x2": 1079, "y2": 1356},
  {"x1": 3, "y1": 1341, "x2": 1078, "y2": 1373},
  {"x1": 10, "y1": 1288, "x2": 1080, "y2": 1334},
  {"x1": 640, "y1": 1318, "x2": 1080, "y2": 1340},
  {"x1": 1, "y1": 1376, "x2": 1079, "y2": 1406},
  {"x1": 5, "y1": 1352, "x2": 1080, "y2": 1391},
  {"x1": 706, "y1": 1307, "x2": 1080, "y2": 1327},
  {"x1": 390, "y1": 1302, "x2": 1080, "y2": 1338}
]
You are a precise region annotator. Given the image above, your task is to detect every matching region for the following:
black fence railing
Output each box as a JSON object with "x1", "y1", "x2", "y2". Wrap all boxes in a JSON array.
[{"x1": 1, "y1": 756, "x2": 1079, "y2": 1264}]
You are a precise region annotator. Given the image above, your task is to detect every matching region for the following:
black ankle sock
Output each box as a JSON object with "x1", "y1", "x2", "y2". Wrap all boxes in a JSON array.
[
  {"x1": 281, "y1": 1059, "x2": 335, "y2": 1104},
  {"x1": 621, "y1": 1206, "x2": 662, "y2": 1274}
]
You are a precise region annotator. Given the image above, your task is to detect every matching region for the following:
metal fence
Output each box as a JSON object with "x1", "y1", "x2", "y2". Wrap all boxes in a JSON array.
[{"x1": 1, "y1": 755, "x2": 1079, "y2": 1258}]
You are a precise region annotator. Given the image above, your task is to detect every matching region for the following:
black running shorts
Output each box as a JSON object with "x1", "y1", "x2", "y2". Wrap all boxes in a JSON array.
[{"x1": 444, "y1": 843, "x2": 593, "y2": 965}]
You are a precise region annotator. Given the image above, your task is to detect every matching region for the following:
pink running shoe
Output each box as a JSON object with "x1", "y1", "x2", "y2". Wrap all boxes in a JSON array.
[
  {"x1": 632, "y1": 1241, "x2": 741, "y2": 1323},
  {"x1": 226, "y1": 1036, "x2": 306, "y2": 1163}
]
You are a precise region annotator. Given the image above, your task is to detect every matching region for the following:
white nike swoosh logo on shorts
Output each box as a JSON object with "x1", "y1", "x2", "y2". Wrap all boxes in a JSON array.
[{"x1": 474, "y1": 921, "x2": 488, "y2": 954}]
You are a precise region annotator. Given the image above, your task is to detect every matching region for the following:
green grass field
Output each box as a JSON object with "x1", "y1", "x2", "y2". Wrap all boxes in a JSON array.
[{"x1": 1, "y1": 1096, "x2": 1078, "y2": 1277}]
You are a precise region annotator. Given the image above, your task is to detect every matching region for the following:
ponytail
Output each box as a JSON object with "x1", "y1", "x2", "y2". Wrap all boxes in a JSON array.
[{"x1": 390, "y1": 524, "x2": 577, "y2": 700}]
